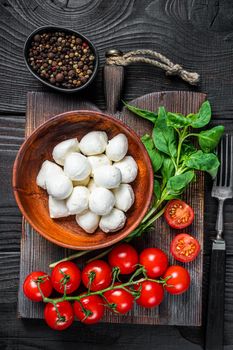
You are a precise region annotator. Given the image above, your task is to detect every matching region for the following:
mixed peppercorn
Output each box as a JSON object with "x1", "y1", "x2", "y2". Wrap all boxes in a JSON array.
[{"x1": 27, "y1": 31, "x2": 96, "y2": 89}]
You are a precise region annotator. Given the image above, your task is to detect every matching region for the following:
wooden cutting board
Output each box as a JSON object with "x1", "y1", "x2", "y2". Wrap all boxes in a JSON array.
[{"x1": 18, "y1": 90, "x2": 205, "y2": 326}]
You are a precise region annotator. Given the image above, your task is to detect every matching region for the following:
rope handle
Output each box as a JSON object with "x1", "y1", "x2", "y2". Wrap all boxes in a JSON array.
[{"x1": 105, "y1": 49, "x2": 200, "y2": 86}]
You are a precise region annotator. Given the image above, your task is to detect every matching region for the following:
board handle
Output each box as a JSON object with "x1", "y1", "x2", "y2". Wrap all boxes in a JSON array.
[{"x1": 103, "y1": 49, "x2": 125, "y2": 114}]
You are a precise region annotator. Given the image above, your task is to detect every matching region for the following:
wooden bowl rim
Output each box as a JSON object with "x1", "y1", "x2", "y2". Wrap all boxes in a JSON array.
[{"x1": 12, "y1": 110, "x2": 154, "y2": 250}]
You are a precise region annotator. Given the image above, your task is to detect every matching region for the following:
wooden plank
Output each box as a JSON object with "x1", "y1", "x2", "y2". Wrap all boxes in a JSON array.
[
  {"x1": 18, "y1": 91, "x2": 205, "y2": 326},
  {"x1": 1, "y1": 0, "x2": 233, "y2": 119}
]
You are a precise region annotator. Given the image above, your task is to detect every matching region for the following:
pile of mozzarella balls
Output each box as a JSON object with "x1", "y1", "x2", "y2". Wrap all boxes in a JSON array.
[{"x1": 36, "y1": 131, "x2": 138, "y2": 234}]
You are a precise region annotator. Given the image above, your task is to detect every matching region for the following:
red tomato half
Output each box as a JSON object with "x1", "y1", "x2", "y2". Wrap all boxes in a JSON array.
[
  {"x1": 108, "y1": 243, "x2": 139, "y2": 275},
  {"x1": 163, "y1": 265, "x2": 190, "y2": 295},
  {"x1": 164, "y1": 200, "x2": 194, "y2": 229},
  {"x1": 74, "y1": 294, "x2": 104, "y2": 324},
  {"x1": 51, "y1": 261, "x2": 81, "y2": 294},
  {"x1": 139, "y1": 248, "x2": 168, "y2": 278},
  {"x1": 82, "y1": 260, "x2": 112, "y2": 292},
  {"x1": 23, "y1": 271, "x2": 53, "y2": 302},
  {"x1": 44, "y1": 301, "x2": 74, "y2": 330},
  {"x1": 103, "y1": 284, "x2": 134, "y2": 314},
  {"x1": 171, "y1": 233, "x2": 200, "y2": 263},
  {"x1": 135, "y1": 281, "x2": 164, "y2": 308}
]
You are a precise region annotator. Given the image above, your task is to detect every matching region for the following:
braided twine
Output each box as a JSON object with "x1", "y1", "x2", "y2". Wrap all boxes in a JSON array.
[{"x1": 106, "y1": 50, "x2": 200, "y2": 85}]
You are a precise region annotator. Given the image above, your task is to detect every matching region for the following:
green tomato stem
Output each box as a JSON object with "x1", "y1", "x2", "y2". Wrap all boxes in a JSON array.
[
  {"x1": 49, "y1": 250, "x2": 91, "y2": 269},
  {"x1": 42, "y1": 272, "x2": 168, "y2": 305},
  {"x1": 86, "y1": 247, "x2": 113, "y2": 264}
]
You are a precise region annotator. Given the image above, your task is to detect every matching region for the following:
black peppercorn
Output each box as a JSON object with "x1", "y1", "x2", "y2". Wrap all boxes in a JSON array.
[
  {"x1": 55, "y1": 73, "x2": 63, "y2": 82},
  {"x1": 34, "y1": 34, "x2": 41, "y2": 42}
]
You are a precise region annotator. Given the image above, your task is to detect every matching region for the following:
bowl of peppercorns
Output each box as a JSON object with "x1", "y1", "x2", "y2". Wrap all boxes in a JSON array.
[{"x1": 24, "y1": 26, "x2": 98, "y2": 92}]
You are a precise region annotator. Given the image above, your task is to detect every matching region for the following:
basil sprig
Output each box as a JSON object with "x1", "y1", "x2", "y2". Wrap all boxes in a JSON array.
[{"x1": 125, "y1": 100, "x2": 224, "y2": 202}]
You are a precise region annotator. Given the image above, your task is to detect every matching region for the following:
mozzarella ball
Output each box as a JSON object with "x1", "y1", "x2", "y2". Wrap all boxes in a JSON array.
[
  {"x1": 46, "y1": 173, "x2": 73, "y2": 200},
  {"x1": 66, "y1": 186, "x2": 89, "y2": 215},
  {"x1": 79, "y1": 131, "x2": 108, "y2": 155},
  {"x1": 99, "y1": 208, "x2": 126, "y2": 233},
  {"x1": 48, "y1": 196, "x2": 70, "y2": 218},
  {"x1": 106, "y1": 133, "x2": 128, "y2": 161},
  {"x1": 52, "y1": 138, "x2": 79, "y2": 166},
  {"x1": 87, "y1": 179, "x2": 98, "y2": 192},
  {"x1": 93, "y1": 165, "x2": 122, "y2": 189},
  {"x1": 113, "y1": 184, "x2": 135, "y2": 212},
  {"x1": 89, "y1": 187, "x2": 115, "y2": 215},
  {"x1": 114, "y1": 156, "x2": 138, "y2": 183},
  {"x1": 64, "y1": 152, "x2": 91, "y2": 181},
  {"x1": 76, "y1": 210, "x2": 100, "y2": 234},
  {"x1": 36, "y1": 160, "x2": 63, "y2": 189},
  {"x1": 73, "y1": 176, "x2": 90, "y2": 187},
  {"x1": 88, "y1": 154, "x2": 112, "y2": 176}
]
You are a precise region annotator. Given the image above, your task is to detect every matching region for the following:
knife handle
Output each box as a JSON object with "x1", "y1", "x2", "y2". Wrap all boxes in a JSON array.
[{"x1": 205, "y1": 241, "x2": 226, "y2": 350}]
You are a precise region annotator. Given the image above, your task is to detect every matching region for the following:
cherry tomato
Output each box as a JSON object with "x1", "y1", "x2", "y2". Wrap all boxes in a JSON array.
[
  {"x1": 74, "y1": 294, "x2": 104, "y2": 324},
  {"x1": 108, "y1": 243, "x2": 139, "y2": 274},
  {"x1": 139, "y1": 248, "x2": 168, "y2": 278},
  {"x1": 44, "y1": 301, "x2": 74, "y2": 330},
  {"x1": 82, "y1": 260, "x2": 112, "y2": 292},
  {"x1": 164, "y1": 200, "x2": 194, "y2": 229},
  {"x1": 135, "y1": 281, "x2": 164, "y2": 308},
  {"x1": 103, "y1": 284, "x2": 134, "y2": 314},
  {"x1": 51, "y1": 261, "x2": 81, "y2": 294},
  {"x1": 170, "y1": 233, "x2": 200, "y2": 263},
  {"x1": 23, "y1": 271, "x2": 53, "y2": 302},
  {"x1": 163, "y1": 265, "x2": 190, "y2": 295}
]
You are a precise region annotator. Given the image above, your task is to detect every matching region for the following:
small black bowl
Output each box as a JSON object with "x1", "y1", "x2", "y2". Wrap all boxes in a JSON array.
[{"x1": 24, "y1": 26, "x2": 99, "y2": 93}]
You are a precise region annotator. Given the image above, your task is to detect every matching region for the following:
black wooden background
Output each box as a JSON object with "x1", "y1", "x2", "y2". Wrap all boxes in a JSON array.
[{"x1": 1, "y1": 0, "x2": 233, "y2": 349}]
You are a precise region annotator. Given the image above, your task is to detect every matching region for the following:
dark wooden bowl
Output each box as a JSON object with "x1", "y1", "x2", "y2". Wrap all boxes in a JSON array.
[
  {"x1": 13, "y1": 111, "x2": 153, "y2": 250},
  {"x1": 24, "y1": 26, "x2": 98, "y2": 93}
]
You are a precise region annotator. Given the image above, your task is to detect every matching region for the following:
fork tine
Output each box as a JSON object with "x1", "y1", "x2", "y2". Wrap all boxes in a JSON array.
[
  {"x1": 230, "y1": 135, "x2": 233, "y2": 187},
  {"x1": 219, "y1": 137, "x2": 224, "y2": 186},
  {"x1": 224, "y1": 134, "x2": 229, "y2": 186}
]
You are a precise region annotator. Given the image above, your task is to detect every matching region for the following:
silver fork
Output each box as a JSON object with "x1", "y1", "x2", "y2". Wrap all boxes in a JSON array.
[{"x1": 205, "y1": 134, "x2": 233, "y2": 350}]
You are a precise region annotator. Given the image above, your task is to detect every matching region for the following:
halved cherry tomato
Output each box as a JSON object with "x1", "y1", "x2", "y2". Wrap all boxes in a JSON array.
[
  {"x1": 171, "y1": 233, "x2": 200, "y2": 263},
  {"x1": 163, "y1": 265, "x2": 190, "y2": 295},
  {"x1": 139, "y1": 248, "x2": 168, "y2": 278},
  {"x1": 164, "y1": 200, "x2": 194, "y2": 229},
  {"x1": 103, "y1": 283, "x2": 134, "y2": 314},
  {"x1": 74, "y1": 294, "x2": 104, "y2": 324},
  {"x1": 23, "y1": 271, "x2": 53, "y2": 302},
  {"x1": 82, "y1": 260, "x2": 112, "y2": 292},
  {"x1": 108, "y1": 243, "x2": 139, "y2": 275},
  {"x1": 135, "y1": 281, "x2": 164, "y2": 308},
  {"x1": 44, "y1": 301, "x2": 74, "y2": 330}
]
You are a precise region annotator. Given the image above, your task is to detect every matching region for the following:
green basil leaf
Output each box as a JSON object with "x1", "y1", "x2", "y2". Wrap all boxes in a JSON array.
[
  {"x1": 164, "y1": 194, "x2": 180, "y2": 200},
  {"x1": 141, "y1": 134, "x2": 154, "y2": 150},
  {"x1": 161, "y1": 157, "x2": 175, "y2": 182},
  {"x1": 180, "y1": 142, "x2": 197, "y2": 161},
  {"x1": 167, "y1": 170, "x2": 195, "y2": 194},
  {"x1": 183, "y1": 150, "x2": 220, "y2": 178},
  {"x1": 153, "y1": 107, "x2": 177, "y2": 157},
  {"x1": 124, "y1": 102, "x2": 157, "y2": 123},
  {"x1": 198, "y1": 125, "x2": 224, "y2": 153},
  {"x1": 156, "y1": 106, "x2": 167, "y2": 128},
  {"x1": 167, "y1": 112, "x2": 191, "y2": 128},
  {"x1": 153, "y1": 179, "x2": 161, "y2": 199},
  {"x1": 141, "y1": 134, "x2": 164, "y2": 172},
  {"x1": 190, "y1": 101, "x2": 211, "y2": 128}
]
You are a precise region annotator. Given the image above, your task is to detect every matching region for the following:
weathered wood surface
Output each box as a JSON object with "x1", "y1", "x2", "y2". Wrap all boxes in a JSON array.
[
  {"x1": 18, "y1": 91, "x2": 205, "y2": 326},
  {"x1": 1, "y1": 0, "x2": 233, "y2": 348}
]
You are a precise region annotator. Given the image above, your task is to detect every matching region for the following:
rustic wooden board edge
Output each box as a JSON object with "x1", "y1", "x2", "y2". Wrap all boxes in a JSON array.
[{"x1": 18, "y1": 91, "x2": 205, "y2": 326}]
